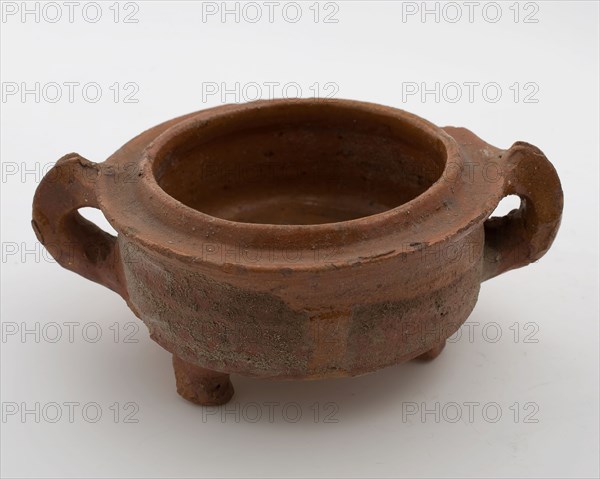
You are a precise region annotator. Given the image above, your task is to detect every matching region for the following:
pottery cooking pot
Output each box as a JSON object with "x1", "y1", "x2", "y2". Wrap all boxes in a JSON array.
[{"x1": 32, "y1": 99, "x2": 563, "y2": 405}]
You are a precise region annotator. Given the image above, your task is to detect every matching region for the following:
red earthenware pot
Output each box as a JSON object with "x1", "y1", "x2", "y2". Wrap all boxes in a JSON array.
[{"x1": 32, "y1": 99, "x2": 563, "y2": 405}]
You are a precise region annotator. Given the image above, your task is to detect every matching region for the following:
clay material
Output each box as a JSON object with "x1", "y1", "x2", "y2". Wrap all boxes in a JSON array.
[{"x1": 32, "y1": 99, "x2": 563, "y2": 405}]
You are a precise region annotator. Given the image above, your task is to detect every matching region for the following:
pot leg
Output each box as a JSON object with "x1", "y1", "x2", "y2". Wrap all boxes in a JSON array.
[
  {"x1": 415, "y1": 341, "x2": 446, "y2": 361},
  {"x1": 172, "y1": 354, "x2": 234, "y2": 406}
]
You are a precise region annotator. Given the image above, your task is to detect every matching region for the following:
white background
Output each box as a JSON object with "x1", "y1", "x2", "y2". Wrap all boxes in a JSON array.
[{"x1": 1, "y1": 1, "x2": 599, "y2": 478}]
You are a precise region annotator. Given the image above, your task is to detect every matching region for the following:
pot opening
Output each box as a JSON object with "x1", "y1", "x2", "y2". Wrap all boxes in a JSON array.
[{"x1": 152, "y1": 102, "x2": 447, "y2": 225}]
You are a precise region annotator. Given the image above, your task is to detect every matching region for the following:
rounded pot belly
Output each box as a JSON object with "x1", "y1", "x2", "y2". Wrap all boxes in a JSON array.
[{"x1": 120, "y1": 226, "x2": 484, "y2": 379}]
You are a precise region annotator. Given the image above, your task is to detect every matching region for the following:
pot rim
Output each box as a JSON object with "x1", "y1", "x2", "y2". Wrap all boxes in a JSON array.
[{"x1": 99, "y1": 99, "x2": 491, "y2": 268}]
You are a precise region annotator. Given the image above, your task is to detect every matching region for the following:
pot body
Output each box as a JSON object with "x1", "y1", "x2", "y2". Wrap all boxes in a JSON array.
[
  {"x1": 32, "y1": 99, "x2": 563, "y2": 382},
  {"x1": 120, "y1": 226, "x2": 484, "y2": 379}
]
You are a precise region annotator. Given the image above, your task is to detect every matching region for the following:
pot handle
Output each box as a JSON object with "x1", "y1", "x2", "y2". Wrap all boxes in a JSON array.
[
  {"x1": 482, "y1": 141, "x2": 563, "y2": 281},
  {"x1": 31, "y1": 153, "x2": 126, "y2": 297}
]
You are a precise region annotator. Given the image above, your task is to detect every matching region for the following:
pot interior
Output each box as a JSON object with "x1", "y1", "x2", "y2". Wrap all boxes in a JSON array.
[{"x1": 153, "y1": 103, "x2": 447, "y2": 225}]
